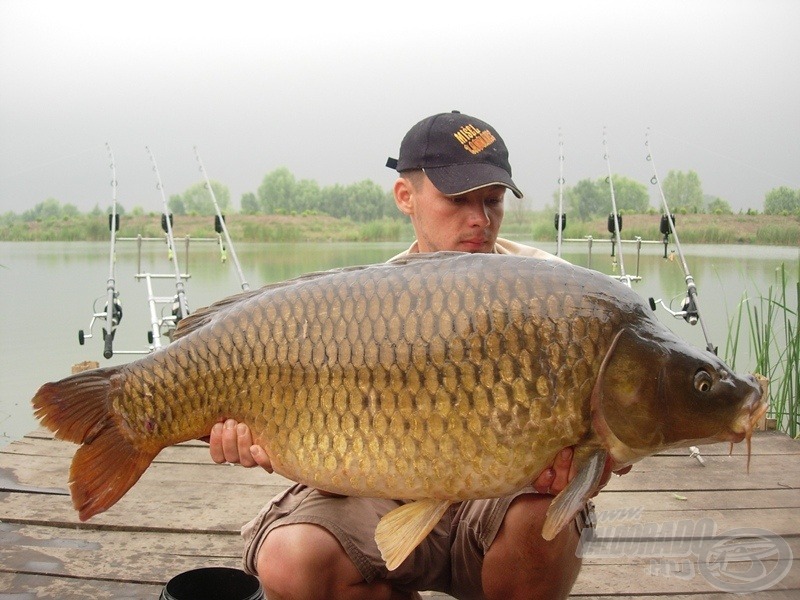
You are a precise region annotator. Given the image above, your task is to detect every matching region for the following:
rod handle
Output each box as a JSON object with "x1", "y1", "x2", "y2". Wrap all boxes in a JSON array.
[{"x1": 103, "y1": 332, "x2": 114, "y2": 359}]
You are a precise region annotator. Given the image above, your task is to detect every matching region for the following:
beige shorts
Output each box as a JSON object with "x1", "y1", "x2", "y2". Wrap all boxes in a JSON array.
[{"x1": 241, "y1": 484, "x2": 593, "y2": 598}]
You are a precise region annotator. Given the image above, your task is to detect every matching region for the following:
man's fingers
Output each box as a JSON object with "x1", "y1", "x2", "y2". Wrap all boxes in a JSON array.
[
  {"x1": 208, "y1": 422, "x2": 226, "y2": 464},
  {"x1": 532, "y1": 467, "x2": 556, "y2": 494},
  {"x1": 549, "y1": 447, "x2": 573, "y2": 495},
  {"x1": 220, "y1": 419, "x2": 241, "y2": 463},
  {"x1": 236, "y1": 423, "x2": 257, "y2": 467},
  {"x1": 250, "y1": 445, "x2": 274, "y2": 473}
]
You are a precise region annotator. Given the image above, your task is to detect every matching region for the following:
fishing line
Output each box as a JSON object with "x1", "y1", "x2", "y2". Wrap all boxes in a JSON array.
[
  {"x1": 645, "y1": 129, "x2": 716, "y2": 355},
  {"x1": 602, "y1": 128, "x2": 632, "y2": 287},
  {"x1": 77, "y1": 144, "x2": 124, "y2": 358},
  {"x1": 556, "y1": 129, "x2": 565, "y2": 258},
  {"x1": 145, "y1": 146, "x2": 190, "y2": 322},
  {"x1": 194, "y1": 147, "x2": 250, "y2": 291},
  {"x1": 103, "y1": 143, "x2": 121, "y2": 358}
]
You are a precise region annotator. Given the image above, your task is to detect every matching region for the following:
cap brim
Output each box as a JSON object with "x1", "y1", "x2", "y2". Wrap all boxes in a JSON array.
[{"x1": 424, "y1": 163, "x2": 523, "y2": 198}]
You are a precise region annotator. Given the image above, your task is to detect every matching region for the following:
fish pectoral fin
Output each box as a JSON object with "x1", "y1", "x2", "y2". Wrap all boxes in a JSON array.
[
  {"x1": 375, "y1": 499, "x2": 451, "y2": 571},
  {"x1": 542, "y1": 449, "x2": 607, "y2": 541}
]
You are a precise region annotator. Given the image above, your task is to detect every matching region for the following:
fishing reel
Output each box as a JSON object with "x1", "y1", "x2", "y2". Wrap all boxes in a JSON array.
[
  {"x1": 79, "y1": 295, "x2": 124, "y2": 358},
  {"x1": 648, "y1": 293, "x2": 698, "y2": 325}
]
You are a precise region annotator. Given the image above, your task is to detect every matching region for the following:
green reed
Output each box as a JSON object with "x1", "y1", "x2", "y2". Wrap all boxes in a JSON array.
[{"x1": 725, "y1": 263, "x2": 799, "y2": 437}]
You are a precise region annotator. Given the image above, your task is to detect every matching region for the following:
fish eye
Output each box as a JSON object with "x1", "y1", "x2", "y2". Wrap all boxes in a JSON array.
[{"x1": 694, "y1": 370, "x2": 713, "y2": 393}]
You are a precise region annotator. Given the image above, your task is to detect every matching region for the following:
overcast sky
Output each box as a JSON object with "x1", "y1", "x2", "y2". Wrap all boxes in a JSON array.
[{"x1": 1, "y1": 0, "x2": 798, "y2": 216}]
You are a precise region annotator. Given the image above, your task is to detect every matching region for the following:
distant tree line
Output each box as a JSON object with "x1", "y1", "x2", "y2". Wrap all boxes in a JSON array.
[
  {"x1": 558, "y1": 170, "x2": 748, "y2": 220},
  {"x1": 161, "y1": 167, "x2": 395, "y2": 222},
  {"x1": 764, "y1": 186, "x2": 800, "y2": 216},
  {"x1": 4, "y1": 168, "x2": 799, "y2": 226}
]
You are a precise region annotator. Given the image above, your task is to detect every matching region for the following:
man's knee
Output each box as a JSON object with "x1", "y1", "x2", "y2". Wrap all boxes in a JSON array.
[
  {"x1": 257, "y1": 524, "x2": 354, "y2": 596},
  {"x1": 482, "y1": 494, "x2": 582, "y2": 599}
]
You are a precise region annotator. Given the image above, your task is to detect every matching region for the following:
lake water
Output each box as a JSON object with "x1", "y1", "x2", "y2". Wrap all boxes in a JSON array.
[{"x1": 1, "y1": 239, "x2": 797, "y2": 446}]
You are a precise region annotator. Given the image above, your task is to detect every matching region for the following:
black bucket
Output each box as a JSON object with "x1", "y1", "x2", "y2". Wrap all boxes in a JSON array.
[{"x1": 160, "y1": 567, "x2": 264, "y2": 600}]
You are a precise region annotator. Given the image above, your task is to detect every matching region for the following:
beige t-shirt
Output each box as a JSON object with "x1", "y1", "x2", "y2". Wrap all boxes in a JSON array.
[{"x1": 389, "y1": 237, "x2": 565, "y2": 262}]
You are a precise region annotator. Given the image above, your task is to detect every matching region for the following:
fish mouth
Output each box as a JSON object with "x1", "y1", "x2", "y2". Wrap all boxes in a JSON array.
[{"x1": 725, "y1": 375, "x2": 768, "y2": 471}]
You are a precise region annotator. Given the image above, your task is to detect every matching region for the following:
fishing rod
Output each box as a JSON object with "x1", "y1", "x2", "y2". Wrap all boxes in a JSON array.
[
  {"x1": 78, "y1": 143, "x2": 123, "y2": 358},
  {"x1": 193, "y1": 147, "x2": 250, "y2": 291},
  {"x1": 645, "y1": 129, "x2": 716, "y2": 355},
  {"x1": 145, "y1": 146, "x2": 190, "y2": 323},
  {"x1": 602, "y1": 129, "x2": 633, "y2": 287},
  {"x1": 555, "y1": 130, "x2": 566, "y2": 258}
]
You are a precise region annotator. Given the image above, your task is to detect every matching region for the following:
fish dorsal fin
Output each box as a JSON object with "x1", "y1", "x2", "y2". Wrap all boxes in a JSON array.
[
  {"x1": 542, "y1": 449, "x2": 607, "y2": 541},
  {"x1": 172, "y1": 288, "x2": 263, "y2": 340},
  {"x1": 375, "y1": 499, "x2": 452, "y2": 570}
]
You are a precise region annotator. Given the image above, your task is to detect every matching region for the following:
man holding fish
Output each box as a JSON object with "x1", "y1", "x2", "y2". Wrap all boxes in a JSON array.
[{"x1": 210, "y1": 111, "x2": 624, "y2": 599}]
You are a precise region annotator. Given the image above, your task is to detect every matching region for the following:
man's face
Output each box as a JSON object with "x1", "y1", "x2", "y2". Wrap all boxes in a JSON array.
[{"x1": 394, "y1": 174, "x2": 506, "y2": 254}]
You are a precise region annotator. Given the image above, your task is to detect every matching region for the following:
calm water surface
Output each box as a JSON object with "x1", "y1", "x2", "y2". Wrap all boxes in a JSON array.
[{"x1": 1, "y1": 239, "x2": 797, "y2": 446}]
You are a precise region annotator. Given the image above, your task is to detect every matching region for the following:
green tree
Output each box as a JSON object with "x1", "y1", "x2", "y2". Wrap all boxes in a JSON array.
[
  {"x1": 343, "y1": 180, "x2": 390, "y2": 221},
  {"x1": 240, "y1": 192, "x2": 259, "y2": 215},
  {"x1": 319, "y1": 184, "x2": 347, "y2": 216},
  {"x1": 258, "y1": 167, "x2": 297, "y2": 214},
  {"x1": 565, "y1": 179, "x2": 606, "y2": 221},
  {"x1": 764, "y1": 186, "x2": 800, "y2": 215},
  {"x1": 662, "y1": 170, "x2": 704, "y2": 213},
  {"x1": 61, "y1": 203, "x2": 80, "y2": 218},
  {"x1": 706, "y1": 196, "x2": 733, "y2": 214},
  {"x1": 610, "y1": 176, "x2": 650, "y2": 213},
  {"x1": 180, "y1": 180, "x2": 230, "y2": 215},
  {"x1": 23, "y1": 198, "x2": 62, "y2": 221},
  {"x1": 168, "y1": 194, "x2": 186, "y2": 216},
  {"x1": 294, "y1": 179, "x2": 322, "y2": 214}
]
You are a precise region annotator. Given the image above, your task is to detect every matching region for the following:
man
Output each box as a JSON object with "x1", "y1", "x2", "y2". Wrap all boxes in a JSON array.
[{"x1": 210, "y1": 111, "x2": 623, "y2": 599}]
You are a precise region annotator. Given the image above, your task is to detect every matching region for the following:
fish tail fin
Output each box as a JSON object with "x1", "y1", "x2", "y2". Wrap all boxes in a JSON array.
[
  {"x1": 543, "y1": 449, "x2": 607, "y2": 541},
  {"x1": 32, "y1": 367, "x2": 158, "y2": 520},
  {"x1": 375, "y1": 499, "x2": 451, "y2": 570}
]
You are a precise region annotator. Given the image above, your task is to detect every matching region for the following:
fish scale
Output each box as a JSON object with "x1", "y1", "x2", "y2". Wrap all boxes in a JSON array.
[{"x1": 32, "y1": 252, "x2": 766, "y2": 570}]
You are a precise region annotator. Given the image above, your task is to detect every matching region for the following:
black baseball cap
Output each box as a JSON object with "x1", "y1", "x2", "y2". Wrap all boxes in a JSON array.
[{"x1": 386, "y1": 110, "x2": 523, "y2": 198}]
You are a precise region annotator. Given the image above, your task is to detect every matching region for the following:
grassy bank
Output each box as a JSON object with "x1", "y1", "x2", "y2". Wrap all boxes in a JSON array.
[{"x1": 2, "y1": 212, "x2": 798, "y2": 245}]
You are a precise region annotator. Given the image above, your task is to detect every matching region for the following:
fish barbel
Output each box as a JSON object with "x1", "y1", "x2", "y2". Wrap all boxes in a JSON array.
[{"x1": 32, "y1": 252, "x2": 766, "y2": 569}]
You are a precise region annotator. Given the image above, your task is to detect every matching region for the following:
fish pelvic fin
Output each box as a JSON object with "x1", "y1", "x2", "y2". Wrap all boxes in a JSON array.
[
  {"x1": 542, "y1": 449, "x2": 607, "y2": 541},
  {"x1": 375, "y1": 499, "x2": 452, "y2": 571},
  {"x1": 32, "y1": 366, "x2": 158, "y2": 521}
]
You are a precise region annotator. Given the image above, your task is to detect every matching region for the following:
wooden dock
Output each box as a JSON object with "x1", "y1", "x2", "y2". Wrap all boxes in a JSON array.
[{"x1": 1, "y1": 429, "x2": 798, "y2": 598}]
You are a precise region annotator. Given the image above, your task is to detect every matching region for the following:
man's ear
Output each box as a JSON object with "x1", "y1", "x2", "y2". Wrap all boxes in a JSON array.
[{"x1": 394, "y1": 177, "x2": 414, "y2": 216}]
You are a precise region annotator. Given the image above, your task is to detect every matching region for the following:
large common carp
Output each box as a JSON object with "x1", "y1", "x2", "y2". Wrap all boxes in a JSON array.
[{"x1": 33, "y1": 252, "x2": 766, "y2": 570}]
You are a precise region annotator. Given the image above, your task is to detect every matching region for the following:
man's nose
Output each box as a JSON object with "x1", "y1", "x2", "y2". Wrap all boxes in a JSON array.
[{"x1": 467, "y1": 202, "x2": 490, "y2": 225}]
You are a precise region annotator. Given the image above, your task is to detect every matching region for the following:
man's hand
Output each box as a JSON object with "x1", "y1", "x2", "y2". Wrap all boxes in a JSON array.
[
  {"x1": 532, "y1": 446, "x2": 632, "y2": 496},
  {"x1": 208, "y1": 419, "x2": 274, "y2": 472}
]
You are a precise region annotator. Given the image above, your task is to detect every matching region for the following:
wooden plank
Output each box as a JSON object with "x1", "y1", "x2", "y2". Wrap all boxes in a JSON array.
[
  {"x1": 573, "y1": 557, "x2": 799, "y2": 595},
  {"x1": 600, "y1": 453, "x2": 800, "y2": 492},
  {"x1": 0, "y1": 450, "x2": 293, "y2": 490},
  {"x1": 574, "y1": 536, "x2": 800, "y2": 594},
  {"x1": 0, "y1": 540, "x2": 241, "y2": 585},
  {"x1": 0, "y1": 572, "x2": 163, "y2": 599},
  {"x1": 573, "y1": 594, "x2": 799, "y2": 600},
  {"x1": 0, "y1": 522, "x2": 241, "y2": 558},
  {"x1": 593, "y1": 488, "x2": 800, "y2": 512}
]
